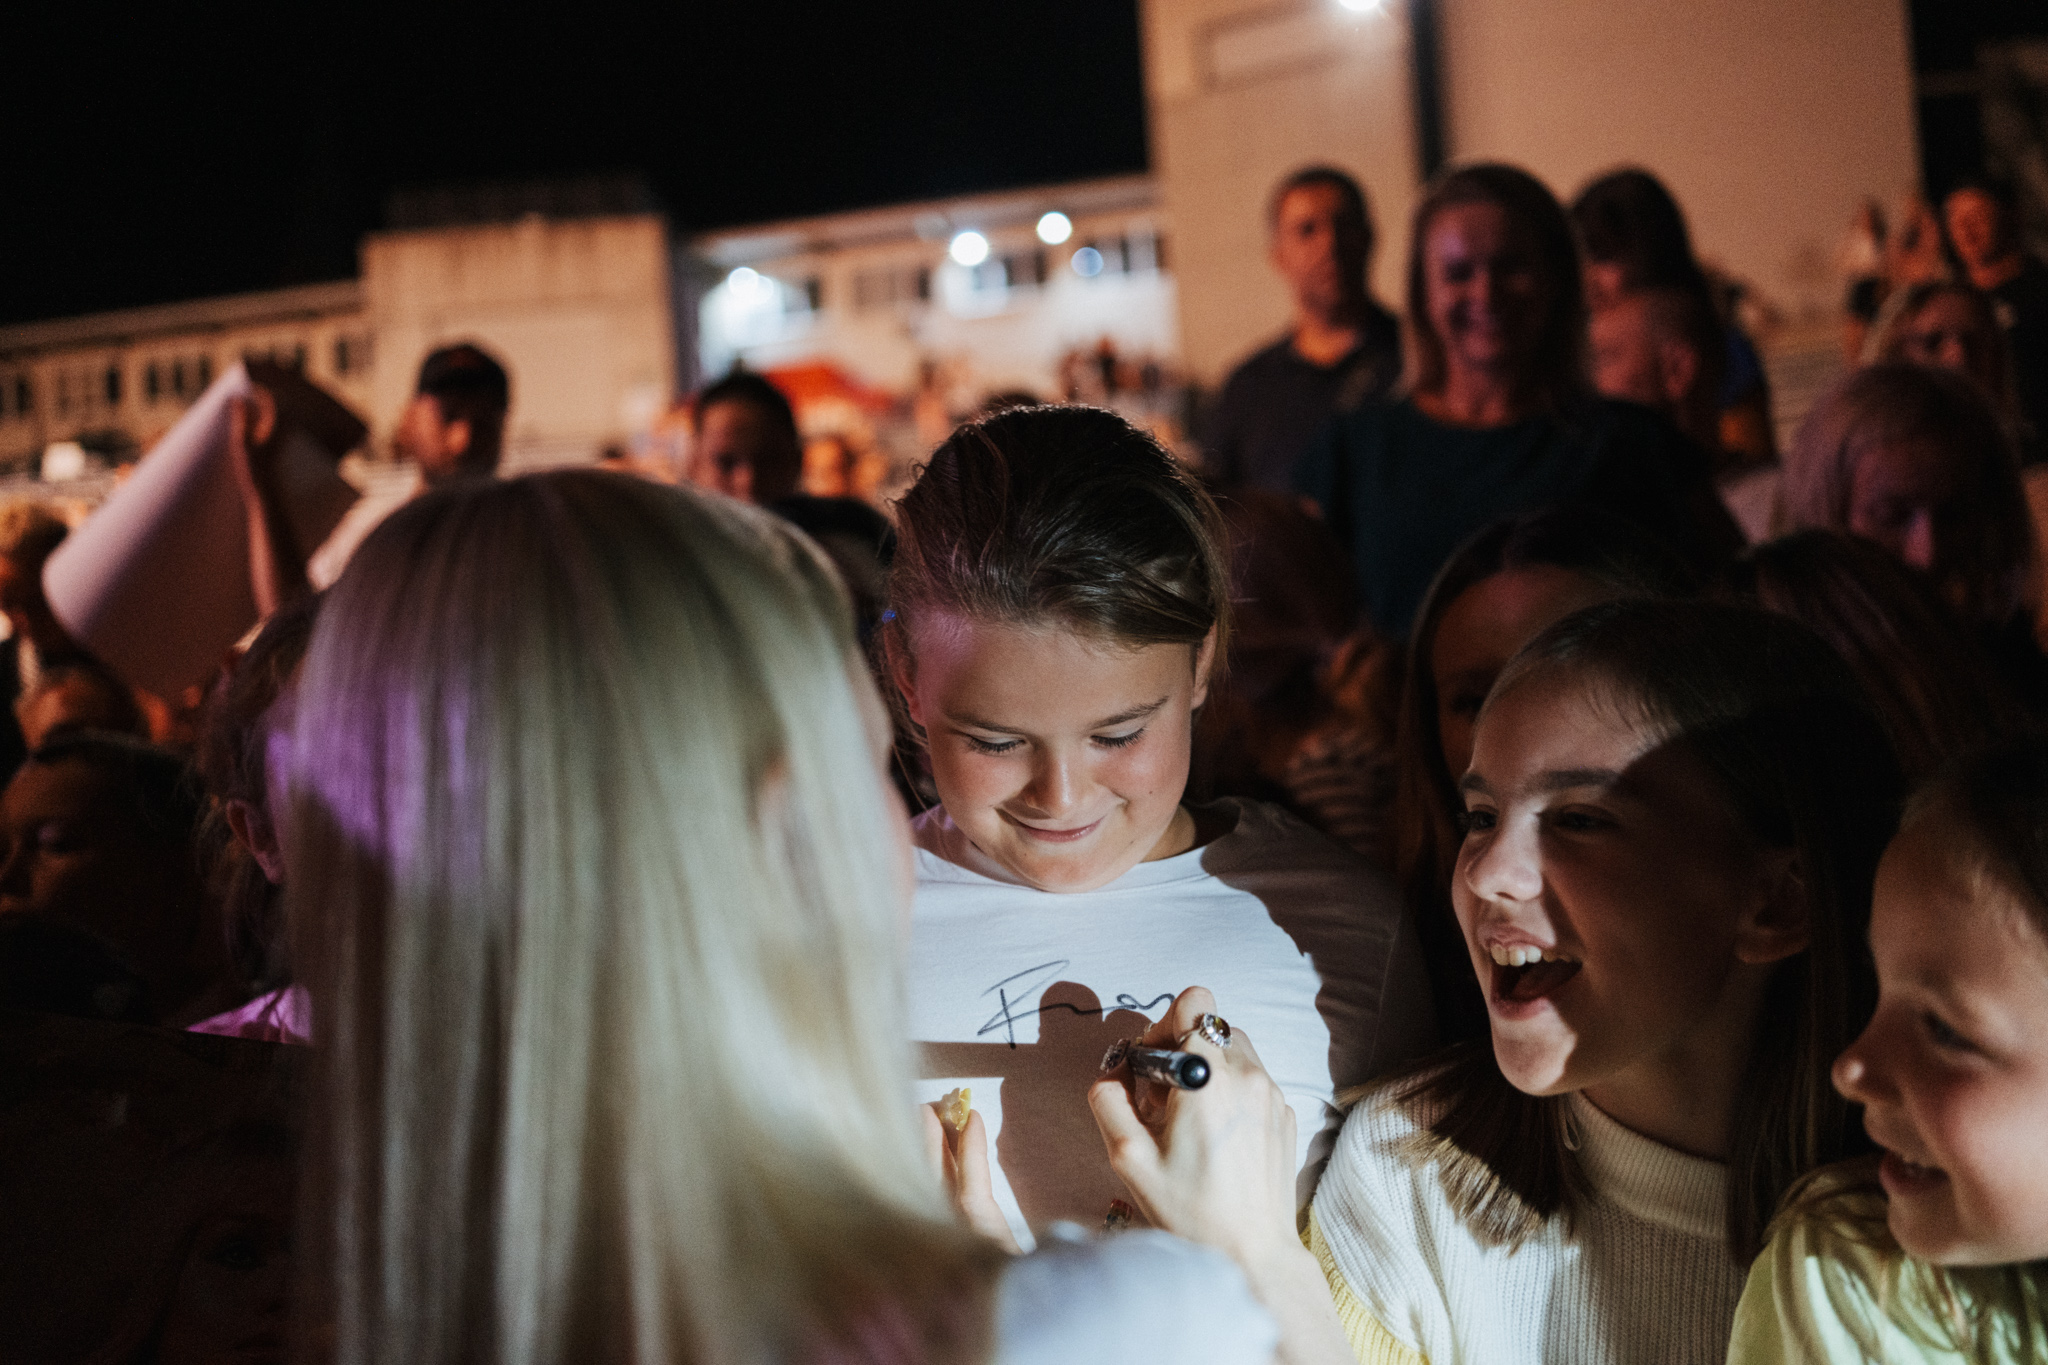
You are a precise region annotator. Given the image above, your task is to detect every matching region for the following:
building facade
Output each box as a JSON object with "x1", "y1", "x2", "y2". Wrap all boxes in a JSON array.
[{"x1": 0, "y1": 212, "x2": 676, "y2": 479}]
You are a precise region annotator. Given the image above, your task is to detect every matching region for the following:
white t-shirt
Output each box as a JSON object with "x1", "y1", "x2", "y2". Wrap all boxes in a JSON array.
[{"x1": 908, "y1": 796, "x2": 1435, "y2": 1250}]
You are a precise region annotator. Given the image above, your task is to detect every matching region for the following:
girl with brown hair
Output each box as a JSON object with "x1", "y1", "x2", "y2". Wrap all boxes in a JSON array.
[
  {"x1": 886, "y1": 404, "x2": 1435, "y2": 1253},
  {"x1": 1295, "y1": 163, "x2": 1736, "y2": 638},
  {"x1": 1095, "y1": 600, "x2": 1901, "y2": 1364}
]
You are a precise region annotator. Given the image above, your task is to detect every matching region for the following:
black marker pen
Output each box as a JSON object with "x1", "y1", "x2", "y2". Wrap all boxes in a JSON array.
[{"x1": 1124, "y1": 1045, "x2": 1210, "y2": 1090}]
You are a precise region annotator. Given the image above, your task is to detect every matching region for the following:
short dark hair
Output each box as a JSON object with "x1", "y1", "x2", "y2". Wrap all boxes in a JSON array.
[
  {"x1": 416, "y1": 343, "x2": 510, "y2": 411},
  {"x1": 694, "y1": 369, "x2": 798, "y2": 443},
  {"x1": 416, "y1": 343, "x2": 509, "y2": 471},
  {"x1": 693, "y1": 369, "x2": 803, "y2": 503},
  {"x1": 1269, "y1": 165, "x2": 1375, "y2": 259},
  {"x1": 1944, "y1": 174, "x2": 2020, "y2": 218}
]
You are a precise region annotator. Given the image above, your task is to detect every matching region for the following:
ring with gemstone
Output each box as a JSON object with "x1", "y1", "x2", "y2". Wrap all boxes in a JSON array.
[{"x1": 1190, "y1": 1013, "x2": 1232, "y2": 1050}]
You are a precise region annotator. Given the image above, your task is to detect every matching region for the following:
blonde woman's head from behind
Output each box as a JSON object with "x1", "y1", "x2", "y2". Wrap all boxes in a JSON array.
[{"x1": 287, "y1": 471, "x2": 990, "y2": 1365}]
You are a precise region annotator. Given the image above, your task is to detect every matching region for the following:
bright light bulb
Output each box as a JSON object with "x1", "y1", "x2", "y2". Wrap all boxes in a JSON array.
[
  {"x1": 949, "y1": 230, "x2": 990, "y2": 267},
  {"x1": 727, "y1": 266, "x2": 759, "y2": 291},
  {"x1": 1070, "y1": 246, "x2": 1104, "y2": 278},
  {"x1": 1036, "y1": 211, "x2": 1073, "y2": 245}
]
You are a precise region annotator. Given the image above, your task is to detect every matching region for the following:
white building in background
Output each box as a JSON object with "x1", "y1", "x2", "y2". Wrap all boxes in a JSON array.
[
  {"x1": 1141, "y1": 0, "x2": 1920, "y2": 388},
  {"x1": 0, "y1": 281, "x2": 373, "y2": 475},
  {"x1": 689, "y1": 174, "x2": 1177, "y2": 404},
  {"x1": 0, "y1": 200, "x2": 676, "y2": 482}
]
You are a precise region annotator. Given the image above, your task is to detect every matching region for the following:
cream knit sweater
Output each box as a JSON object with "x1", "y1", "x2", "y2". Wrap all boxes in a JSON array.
[{"x1": 1308, "y1": 1087, "x2": 1747, "y2": 1364}]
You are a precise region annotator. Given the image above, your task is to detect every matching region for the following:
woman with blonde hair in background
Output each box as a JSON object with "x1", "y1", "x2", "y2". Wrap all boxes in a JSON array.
[{"x1": 284, "y1": 470, "x2": 1276, "y2": 1363}]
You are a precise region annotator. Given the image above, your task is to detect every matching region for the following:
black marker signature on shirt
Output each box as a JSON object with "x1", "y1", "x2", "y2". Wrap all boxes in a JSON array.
[{"x1": 977, "y1": 960, "x2": 1176, "y2": 1048}]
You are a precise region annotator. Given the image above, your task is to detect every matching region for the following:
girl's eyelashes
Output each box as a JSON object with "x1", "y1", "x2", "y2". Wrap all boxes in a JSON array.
[
  {"x1": 961, "y1": 729, "x2": 1145, "y2": 754},
  {"x1": 1546, "y1": 807, "x2": 1614, "y2": 834},
  {"x1": 1920, "y1": 1010, "x2": 1980, "y2": 1055},
  {"x1": 1454, "y1": 807, "x2": 1496, "y2": 835}
]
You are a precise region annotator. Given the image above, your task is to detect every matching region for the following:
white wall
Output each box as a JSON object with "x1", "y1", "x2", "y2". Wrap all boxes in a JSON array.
[
  {"x1": 1142, "y1": 0, "x2": 1922, "y2": 381},
  {"x1": 361, "y1": 215, "x2": 675, "y2": 468},
  {"x1": 1436, "y1": 0, "x2": 1920, "y2": 321},
  {"x1": 1141, "y1": 0, "x2": 1421, "y2": 384}
]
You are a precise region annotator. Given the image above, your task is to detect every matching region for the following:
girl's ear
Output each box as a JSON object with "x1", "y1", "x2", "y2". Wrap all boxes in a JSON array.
[
  {"x1": 1190, "y1": 625, "x2": 1219, "y2": 709},
  {"x1": 1734, "y1": 849, "x2": 1810, "y2": 966},
  {"x1": 224, "y1": 796, "x2": 286, "y2": 884},
  {"x1": 882, "y1": 626, "x2": 927, "y2": 729}
]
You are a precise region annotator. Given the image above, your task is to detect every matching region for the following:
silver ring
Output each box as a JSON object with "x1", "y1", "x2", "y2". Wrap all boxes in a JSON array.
[{"x1": 1192, "y1": 1013, "x2": 1232, "y2": 1050}]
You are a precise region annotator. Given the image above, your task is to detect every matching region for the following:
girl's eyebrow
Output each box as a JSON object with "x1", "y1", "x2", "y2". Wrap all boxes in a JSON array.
[
  {"x1": 1090, "y1": 697, "x2": 1170, "y2": 728},
  {"x1": 1458, "y1": 767, "x2": 1624, "y2": 795},
  {"x1": 944, "y1": 697, "x2": 1169, "y2": 732}
]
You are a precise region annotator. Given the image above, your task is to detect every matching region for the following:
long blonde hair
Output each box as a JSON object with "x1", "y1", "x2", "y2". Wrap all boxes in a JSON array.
[{"x1": 287, "y1": 471, "x2": 997, "y2": 1363}]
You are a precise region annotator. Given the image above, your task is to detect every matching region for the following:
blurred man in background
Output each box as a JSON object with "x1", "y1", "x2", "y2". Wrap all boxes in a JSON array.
[
  {"x1": 393, "y1": 343, "x2": 510, "y2": 487},
  {"x1": 1205, "y1": 166, "x2": 1401, "y2": 493},
  {"x1": 685, "y1": 370, "x2": 804, "y2": 505},
  {"x1": 1944, "y1": 177, "x2": 2048, "y2": 446}
]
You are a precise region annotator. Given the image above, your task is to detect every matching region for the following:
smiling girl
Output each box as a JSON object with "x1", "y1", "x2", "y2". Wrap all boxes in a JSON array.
[
  {"x1": 1729, "y1": 739, "x2": 2048, "y2": 1362},
  {"x1": 1101, "y1": 599, "x2": 1903, "y2": 1364},
  {"x1": 890, "y1": 405, "x2": 1435, "y2": 1248},
  {"x1": 1301, "y1": 600, "x2": 1903, "y2": 1364},
  {"x1": 1295, "y1": 163, "x2": 1736, "y2": 638}
]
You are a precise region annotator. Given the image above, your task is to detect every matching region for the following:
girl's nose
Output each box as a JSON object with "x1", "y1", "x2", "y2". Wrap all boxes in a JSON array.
[
  {"x1": 1021, "y1": 749, "x2": 1080, "y2": 818},
  {"x1": 1831, "y1": 1016, "x2": 1890, "y2": 1106},
  {"x1": 1463, "y1": 814, "x2": 1543, "y2": 906}
]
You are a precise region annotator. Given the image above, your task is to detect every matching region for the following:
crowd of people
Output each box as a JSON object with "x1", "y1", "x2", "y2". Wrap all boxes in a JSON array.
[{"x1": 3, "y1": 156, "x2": 2047, "y2": 1365}]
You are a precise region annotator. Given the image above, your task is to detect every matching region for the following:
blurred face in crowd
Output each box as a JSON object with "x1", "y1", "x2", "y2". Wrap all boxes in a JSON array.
[
  {"x1": 1422, "y1": 201, "x2": 1551, "y2": 383},
  {"x1": 1834, "y1": 818, "x2": 2048, "y2": 1265},
  {"x1": 151, "y1": 1155, "x2": 293, "y2": 1365},
  {"x1": 1582, "y1": 259, "x2": 1628, "y2": 313},
  {"x1": 1454, "y1": 664, "x2": 1801, "y2": 1137},
  {"x1": 1431, "y1": 565, "x2": 1617, "y2": 780},
  {"x1": 0, "y1": 553, "x2": 76, "y2": 660},
  {"x1": 1271, "y1": 182, "x2": 1368, "y2": 323},
  {"x1": 1845, "y1": 435, "x2": 1975, "y2": 580},
  {"x1": 393, "y1": 394, "x2": 475, "y2": 485},
  {"x1": 1943, "y1": 189, "x2": 2011, "y2": 273},
  {"x1": 0, "y1": 756, "x2": 206, "y2": 1006},
  {"x1": 1588, "y1": 296, "x2": 1676, "y2": 413},
  {"x1": 690, "y1": 398, "x2": 786, "y2": 504},
  {"x1": 1897, "y1": 291, "x2": 2002, "y2": 399},
  {"x1": 893, "y1": 611, "x2": 1212, "y2": 892}
]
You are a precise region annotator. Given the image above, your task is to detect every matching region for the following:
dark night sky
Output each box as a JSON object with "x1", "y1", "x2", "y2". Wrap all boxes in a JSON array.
[
  {"x1": 9, "y1": 2, "x2": 2046, "y2": 331},
  {"x1": 2, "y1": 2, "x2": 1148, "y2": 327}
]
